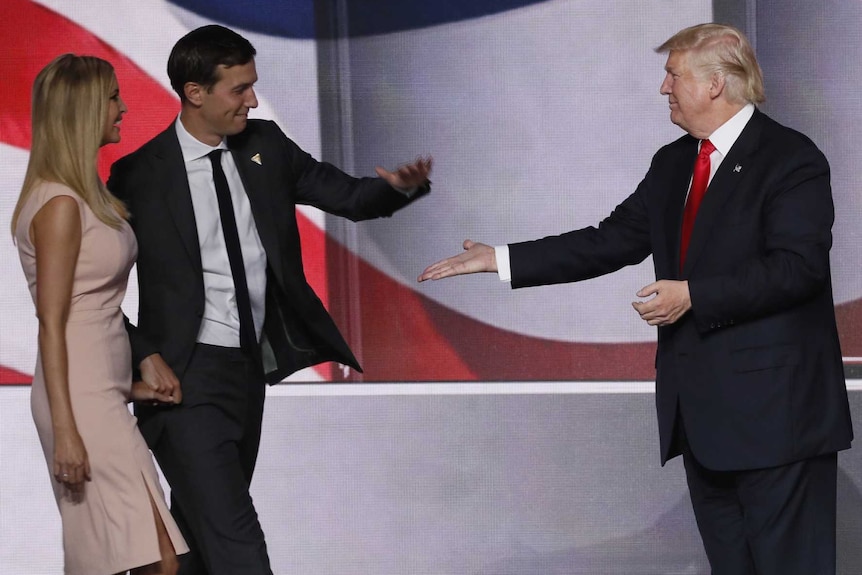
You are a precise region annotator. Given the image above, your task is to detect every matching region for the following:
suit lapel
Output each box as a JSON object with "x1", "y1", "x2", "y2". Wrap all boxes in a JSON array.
[
  {"x1": 681, "y1": 110, "x2": 764, "y2": 276},
  {"x1": 152, "y1": 126, "x2": 203, "y2": 276},
  {"x1": 227, "y1": 132, "x2": 284, "y2": 283}
]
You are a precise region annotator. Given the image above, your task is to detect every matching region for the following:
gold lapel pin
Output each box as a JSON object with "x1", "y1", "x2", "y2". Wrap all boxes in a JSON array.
[{"x1": 251, "y1": 153, "x2": 262, "y2": 165}]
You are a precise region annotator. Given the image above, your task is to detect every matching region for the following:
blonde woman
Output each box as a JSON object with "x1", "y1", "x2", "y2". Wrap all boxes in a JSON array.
[{"x1": 12, "y1": 54, "x2": 187, "y2": 575}]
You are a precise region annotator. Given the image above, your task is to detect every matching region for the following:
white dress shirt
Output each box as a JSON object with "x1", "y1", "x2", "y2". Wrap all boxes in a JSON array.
[
  {"x1": 175, "y1": 116, "x2": 267, "y2": 347},
  {"x1": 495, "y1": 103, "x2": 756, "y2": 281}
]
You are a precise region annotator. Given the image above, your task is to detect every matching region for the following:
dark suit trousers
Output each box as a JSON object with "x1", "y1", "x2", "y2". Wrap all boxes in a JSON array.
[
  {"x1": 150, "y1": 344, "x2": 272, "y2": 575},
  {"x1": 681, "y1": 427, "x2": 837, "y2": 575}
]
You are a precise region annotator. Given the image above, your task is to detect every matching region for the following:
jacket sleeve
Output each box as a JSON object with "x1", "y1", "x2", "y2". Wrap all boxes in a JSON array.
[
  {"x1": 110, "y1": 157, "x2": 162, "y2": 371},
  {"x1": 268, "y1": 121, "x2": 429, "y2": 221},
  {"x1": 509, "y1": 162, "x2": 655, "y2": 289}
]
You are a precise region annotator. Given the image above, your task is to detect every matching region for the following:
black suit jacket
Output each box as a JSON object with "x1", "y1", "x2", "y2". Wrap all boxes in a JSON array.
[
  {"x1": 109, "y1": 119, "x2": 427, "y2": 385},
  {"x1": 509, "y1": 109, "x2": 852, "y2": 471}
]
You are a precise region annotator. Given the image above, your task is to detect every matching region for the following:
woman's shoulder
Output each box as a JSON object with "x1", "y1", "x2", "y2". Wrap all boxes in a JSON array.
[
  {"x1": 30, "y1": 180, "x2": 84, "y2": 206},
  {"x1": 16, "y1": 181, "x2": 86, "y2": 237},
  {"x1": 15, "y1": 180, "x2": 85, "y2": 245}
]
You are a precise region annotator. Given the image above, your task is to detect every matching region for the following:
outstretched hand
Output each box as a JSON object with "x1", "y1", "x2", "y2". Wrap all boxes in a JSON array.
[
  {"x1": 631, "y1": 280, "x2": 691, "y2": 326},
  {"x1": 375, "y1": 156, "x2": 433, "y2": 190},
  {"x1": 418, "y1": 240, "x2": 498, "y2": 282}
]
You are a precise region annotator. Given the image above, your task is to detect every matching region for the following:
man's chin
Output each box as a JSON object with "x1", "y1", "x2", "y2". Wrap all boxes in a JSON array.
[{"x1": 226, "y1": 119, "x2": 248, "y2": 135}]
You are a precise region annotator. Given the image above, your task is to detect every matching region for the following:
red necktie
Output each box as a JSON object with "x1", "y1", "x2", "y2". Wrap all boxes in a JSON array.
[{"x1": 679, "y1": 139, "x2": 715, "y2": 271}]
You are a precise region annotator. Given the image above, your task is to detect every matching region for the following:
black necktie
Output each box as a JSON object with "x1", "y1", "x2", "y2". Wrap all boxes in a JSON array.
[{"x1": 208, "y1": 150, "x2": 257, "y2": 353}]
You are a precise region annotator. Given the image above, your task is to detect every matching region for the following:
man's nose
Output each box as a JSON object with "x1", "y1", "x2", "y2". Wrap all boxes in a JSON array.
[{"x1": 659, "y1": 78, "x2": 671, "y2": 95}]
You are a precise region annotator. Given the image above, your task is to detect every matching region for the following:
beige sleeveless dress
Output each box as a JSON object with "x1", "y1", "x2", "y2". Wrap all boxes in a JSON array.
[{"x1": 15, "y1": 181, "x2": 188, "y2": 575}]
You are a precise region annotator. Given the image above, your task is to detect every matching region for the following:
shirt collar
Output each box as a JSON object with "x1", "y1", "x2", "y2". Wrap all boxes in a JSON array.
[
  {"x1": 705, "y1": 103, "x2": 755, "y2": 156},
  {"x1": 175, "y1": 114, "x2": 228, "y2": 163}
]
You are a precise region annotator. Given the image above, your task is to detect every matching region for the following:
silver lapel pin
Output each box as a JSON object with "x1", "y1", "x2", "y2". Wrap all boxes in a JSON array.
[
  {"x1": 251, "y1": 153, "x2": 262, "y2": 165},
  {"x1": 733, "y1": 164, "x2": 742, "y2": 173}
]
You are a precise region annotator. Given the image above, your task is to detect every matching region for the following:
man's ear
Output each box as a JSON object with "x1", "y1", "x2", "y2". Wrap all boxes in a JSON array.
[
  {"x1": 709, "y1": 72, "x2": 726, "y2": 99},
  {"x1": 184, "y1": 82, "x2": 204, "y2": 107}
]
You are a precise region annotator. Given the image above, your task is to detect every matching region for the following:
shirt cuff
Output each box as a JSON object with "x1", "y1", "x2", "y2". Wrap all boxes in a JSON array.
[{"x1": 495, "y1": 245, "x2": 512, "y2": 282}]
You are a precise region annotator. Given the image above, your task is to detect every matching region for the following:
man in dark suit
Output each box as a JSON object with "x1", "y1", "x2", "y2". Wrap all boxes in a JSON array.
[
  {"x1": 109, "y1": 25, "x2": 431, "y2": 575},
  {"x1": 419, "y1": 23, "x2": 852, "y2": 574}
]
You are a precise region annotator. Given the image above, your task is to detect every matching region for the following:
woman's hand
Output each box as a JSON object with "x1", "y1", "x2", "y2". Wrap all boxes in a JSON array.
[
  {"x1": 53, "y1": 427, "x2": 91, "y2": 489},
  {"x1": 130, "y1": 380, "x2": 177, "y2": 406}
]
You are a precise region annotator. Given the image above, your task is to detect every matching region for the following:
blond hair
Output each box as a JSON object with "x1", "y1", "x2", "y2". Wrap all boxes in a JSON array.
[
  {"x1": 656, "y1": 23, "x2": 765, "y2": 105},
  {"x1": 11, "y1": 54, "x2": 128, "y2": 236}
]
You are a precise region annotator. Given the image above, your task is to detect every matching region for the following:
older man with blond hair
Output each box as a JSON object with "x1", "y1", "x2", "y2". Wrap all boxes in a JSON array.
[{"x1": 420, "y1": 23, "x2": 852, "y2": 574}]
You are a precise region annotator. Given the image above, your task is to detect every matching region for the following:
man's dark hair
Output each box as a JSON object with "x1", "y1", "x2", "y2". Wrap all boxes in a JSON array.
[{"x1": 167, "y1": 24, "x2": 256, "y2": 102}]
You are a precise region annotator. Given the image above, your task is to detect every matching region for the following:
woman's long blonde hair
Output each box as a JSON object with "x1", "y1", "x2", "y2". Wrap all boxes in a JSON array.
[{"x1": 11, "y1": 53, "x2": 128, "y2": 235}]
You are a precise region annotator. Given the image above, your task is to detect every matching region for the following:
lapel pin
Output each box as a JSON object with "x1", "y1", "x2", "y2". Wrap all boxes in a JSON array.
[
  {"x1": 733, "y1": 164, "x2": 742, "y2": 173},
  {"x1": 251, "y1": 153, "x2": 262, "y2": 165}
]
